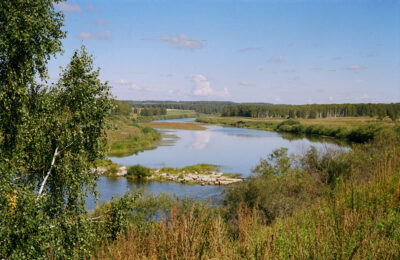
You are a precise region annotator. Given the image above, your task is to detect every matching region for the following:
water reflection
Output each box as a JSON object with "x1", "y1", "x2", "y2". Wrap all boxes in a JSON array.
[
  {"x1": 190, "y1": 131, "x2": 212, "y2": 150},
  {"x1": 93, "y1": 118, "x2": 349, "y2": 210},
  {"x1": 88, "y1": 176, "x2": 224, "y2": 210},
  {"x1": 109, "y1": 118, "x2": 348, "y2": 177}
]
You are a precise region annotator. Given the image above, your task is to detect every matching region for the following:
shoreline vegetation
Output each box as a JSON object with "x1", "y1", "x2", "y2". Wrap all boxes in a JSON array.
[
  {"x1": 94, "y1": 127, "x2": 400, "y2": 259},
  {"x1": 196, "y1": 116, "x2": 395, "y2": 143},
  {"x1": 106, "y1": 116, "x2": 161, "y2": 157},
  {"x1": 94, "y1": 163, "x2": 244, "y2": 185},
  {"x1": 106, "y1": 106, "x2": 201, "y2": 157},
  {"x1": 134, "y1": 109, "x2": 198, "y2": 123}
]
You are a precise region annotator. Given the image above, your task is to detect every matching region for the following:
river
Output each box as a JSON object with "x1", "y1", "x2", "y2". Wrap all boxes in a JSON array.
[{"x1": 87, "y1": 118, "x2": 347, "y2": 210}]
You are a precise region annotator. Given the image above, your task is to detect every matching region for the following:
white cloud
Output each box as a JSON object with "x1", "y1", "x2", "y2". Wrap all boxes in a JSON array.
[
  {"x1": 328, "y1": 96, "x2": 334, "y2": 101},
  {"x1": 56, "y1": 3, "x2": 82, "y2": 12},
  {"x1": 76, "y1": 30, "x2": 111, "y2": 40},
  {"x1": 93, "y1": 19, "x2": 109, "y2": 26},
  {"x1": 347, "y1": 65, "x2": 366, "y2": 70},
  {"x1": 189, "y1": 74, "x2": 229, "y2": 97},
  {"x1": 115, "y1": 79, "x2": 130, "y2": 85},
  {"x1": 114, "y1": 79, "x2": 149, "y2": 92},
  {"x1": 190, "y1": 74, "x2": 213, "y2": 96},
  {"x1": 268, "y1": 55, "x2": 283, "y2": 63},
  {"x1": 275, "y1": 97, "x2": 281, "y2": 102},
  {"x1": 162, "y1": 34, "x2": 203, "y2": 50}
]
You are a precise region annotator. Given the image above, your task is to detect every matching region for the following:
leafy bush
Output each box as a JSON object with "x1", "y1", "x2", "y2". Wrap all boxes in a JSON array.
[
  {"x1": 224, "y1": 148, "x2": 323, "y2": 224},
  {"x1": 127, "y1": 165, "x2": 151, "y2": 179}
]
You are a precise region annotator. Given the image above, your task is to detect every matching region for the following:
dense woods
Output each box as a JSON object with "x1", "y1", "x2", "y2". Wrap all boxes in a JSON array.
[
  {"x1": 127, "y1": 100, "x2": 241, "y2": 114},
  {"x1": 221, "y1": 103, "x2": 400, "y2": 121},
  {"x1": 136, "y1": 107, "x2": 167, "y2": 116}
]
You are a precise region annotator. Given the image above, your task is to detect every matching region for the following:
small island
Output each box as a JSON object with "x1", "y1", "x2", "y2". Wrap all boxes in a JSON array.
[{"x1": 94, "y1": 162, "x2": 245, "y2": 185}]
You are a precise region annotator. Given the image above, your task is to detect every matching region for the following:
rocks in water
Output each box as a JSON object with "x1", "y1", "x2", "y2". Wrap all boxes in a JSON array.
[
  {"x1": 95, "y1": 165, "x2": 245, "y2": 185},
  {"x1": 151, "y1": 171, "x2": 244, "y2": 185},
  {"x1": 93, "y1": 166, "x2": 127, "y2": 177}
]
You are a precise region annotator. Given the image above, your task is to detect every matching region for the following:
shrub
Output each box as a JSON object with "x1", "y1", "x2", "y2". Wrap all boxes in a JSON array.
[{"x1": 127, "y1": 165, "x2": 151, "y2": 179}]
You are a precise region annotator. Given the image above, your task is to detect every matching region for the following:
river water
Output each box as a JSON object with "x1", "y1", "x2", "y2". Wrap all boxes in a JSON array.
[{"x1": 87, "y1": 118, "x2": 347, "y2": 210}]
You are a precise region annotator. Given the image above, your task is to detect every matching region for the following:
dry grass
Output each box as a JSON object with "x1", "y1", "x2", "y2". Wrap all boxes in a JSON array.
[
  {"x1": 94, "y1": 131, "x2": 400, "y2": 259},
  {"x1": 141, "y1": 122, "x2": 206, "y2": 130}
]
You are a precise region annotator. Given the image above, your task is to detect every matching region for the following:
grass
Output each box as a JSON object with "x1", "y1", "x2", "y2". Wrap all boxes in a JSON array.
[
  {"x1": 157, "y1": 164, "x2": 220, "y2": 175},
  {"x1": 197, "y1": 116, "x2": 397, "y2": 142},
  {"x1": 197, "y1": 115, "x2": 395, "y2": 127},
  {"x1": 106, "y1": 115, "x2": 161, "y2": 157},
  {"x1": 93, "y1": 128, "x2": 400, "y2": 259},
  {"x1": 165, "y1": 109, "x2": 197, "y2": 116},
  {"x1": 141, "y1": 122, "x2": 206, "y2": 130}
]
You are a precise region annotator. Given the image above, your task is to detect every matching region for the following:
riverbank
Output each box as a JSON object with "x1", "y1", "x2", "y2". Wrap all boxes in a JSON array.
[
  {"x1": 106, "y1": 115, "x2": 161, "y2": 157},
  {"x1": 140, "y1": 121, "x2": 206, "y2": 130},
  {"x1": 94, "y1": 163, "x2": 244, "y2": 185},
  {"x1": 196, "y1": 116, "x2": 397, "y2": 142},
  {"x1": 134, "y1": 109, "x2": 198, "y2": 123}
]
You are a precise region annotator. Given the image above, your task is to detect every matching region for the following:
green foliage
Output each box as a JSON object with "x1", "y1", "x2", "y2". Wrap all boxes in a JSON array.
[
  {"x1": 224, "y1": 148, "x2": 322, "y2": 224},
  {"x1": 273, "y1": 119, "x2": 384, "y2": 143},
  {"x1": 107, "y1": 119, "x2": 161, "y2": 157},
  {"x1": 112, "y1": 100, "x2": 132, "y2": 116},
  {"x1": 139, "y1": 107, "x2": 167, "y2": 116},
  {"x1": 0, "y1": 2, "x2": 112, "y2": 256},
  {"x1": 127, "y1": 165, "x2": 151, "y2": 179},
  {"x1": 252, "y1": 148, "x2": 296, "y2": 176},
  {"x1": 0, "y1": 0, "x2": 65, "y2": 152},
  {"x1": 222, "y1": 103, "x2": 400, "y2": 120},
  {"x1": 128, "y1": 100, "x2": 240, "y2": 114}
]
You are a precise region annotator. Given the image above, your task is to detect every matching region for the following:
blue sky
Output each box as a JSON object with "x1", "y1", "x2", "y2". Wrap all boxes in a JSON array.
[{"x1": 49, "y1": 0, "x2": 400, "y2": 104}]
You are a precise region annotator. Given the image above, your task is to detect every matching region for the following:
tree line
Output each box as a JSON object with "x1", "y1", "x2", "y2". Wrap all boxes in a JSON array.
[
  {"x1": 126, "y1": 101, "x2": 248, "y2": 114},
  {"x1": 221, "y1": 103, "x2": 400, "y2": 121},
  {"x1": 135, "y1": 107, "x2": 167, "y2": 116}
]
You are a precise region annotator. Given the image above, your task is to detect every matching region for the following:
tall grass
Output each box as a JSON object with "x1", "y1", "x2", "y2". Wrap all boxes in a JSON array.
[{"x1": 93, "y1": 129, "x2": 400, "y2": 259}]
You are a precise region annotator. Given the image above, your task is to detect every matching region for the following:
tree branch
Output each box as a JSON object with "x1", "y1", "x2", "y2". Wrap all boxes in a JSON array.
[{"x1": 37, "y1": 147, "x2": 59, "y2": 200}]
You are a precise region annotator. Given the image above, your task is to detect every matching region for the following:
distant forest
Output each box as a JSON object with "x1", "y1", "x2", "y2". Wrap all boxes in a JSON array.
[
  {"x1": 122, "y1": 101, "x2": 400, "y2": 120},
  {"x1": 125, "y1": 101, "x2": 272, "y2": 114},
  {"x1": 221, "y1": 103, "x2": 400, "y2": 120}
]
